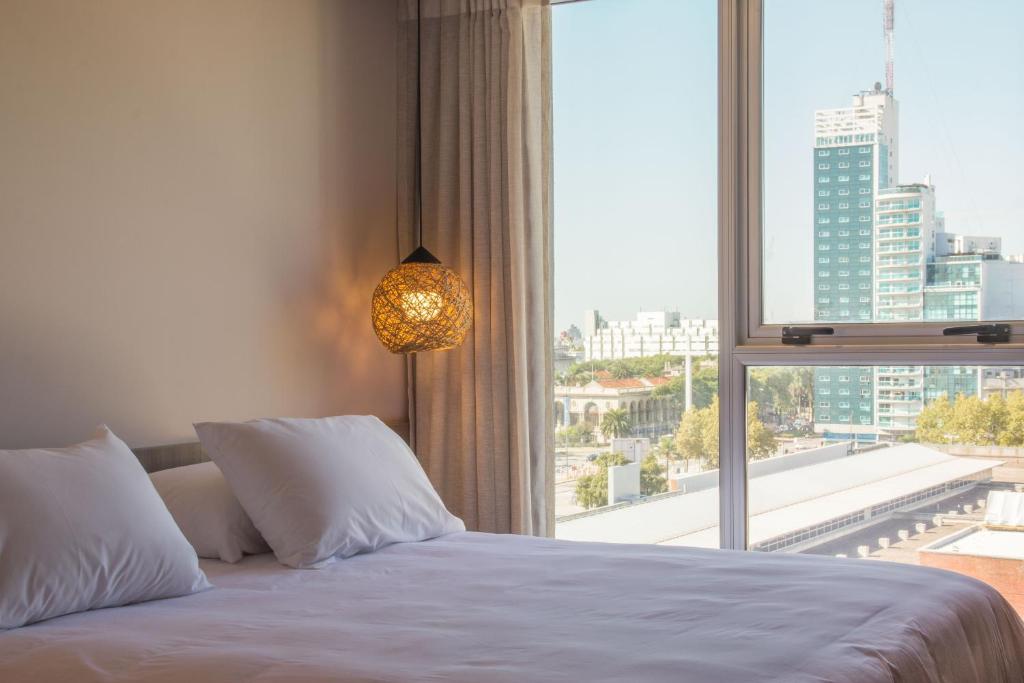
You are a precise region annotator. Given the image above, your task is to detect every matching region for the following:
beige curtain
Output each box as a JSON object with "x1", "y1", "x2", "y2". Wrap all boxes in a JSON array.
[{"x1": 397, "y1": 0, "x2": 553, "y2": 536}]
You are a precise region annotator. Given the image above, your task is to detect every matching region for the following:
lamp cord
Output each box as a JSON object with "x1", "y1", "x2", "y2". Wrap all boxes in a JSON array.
[{"x1": 415, "y1": 0, "x2": 423, "y2": 250}]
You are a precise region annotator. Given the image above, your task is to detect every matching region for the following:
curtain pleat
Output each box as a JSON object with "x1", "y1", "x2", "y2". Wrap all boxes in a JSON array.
[{"x1": 397, "y1": 0, "x2": 553, "y2": 535}]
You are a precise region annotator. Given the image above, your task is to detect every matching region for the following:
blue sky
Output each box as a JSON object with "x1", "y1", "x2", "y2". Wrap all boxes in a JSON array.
[{"x1": 553, "y1": 0, "x2": 1024, "y2": 332}]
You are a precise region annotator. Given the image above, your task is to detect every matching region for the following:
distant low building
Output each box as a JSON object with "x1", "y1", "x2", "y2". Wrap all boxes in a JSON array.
[
  {"x1": 581, "y1": 310, "x2": 718, "y2": 361},
  {"x1": 554, "y1": 377, "x2": 678, "y2": 442},
  {"x1": 610, "y1": 437, "x2": 651, "y2": 463},
  {"x1": 920, "y1": 491, "x2": 1024, "y2": 614}
]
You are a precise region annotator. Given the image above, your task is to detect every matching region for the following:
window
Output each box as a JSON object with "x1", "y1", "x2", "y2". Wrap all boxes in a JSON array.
[
  {"x1": 552, "y1": 0, "x2": 718, "y2": 547},
  {"x1": 549, "y1": 0, "x2": 1024, "y2": 616},
  {"x1": 728, "y1": 0, "x2": 1024, "y2": 615}
]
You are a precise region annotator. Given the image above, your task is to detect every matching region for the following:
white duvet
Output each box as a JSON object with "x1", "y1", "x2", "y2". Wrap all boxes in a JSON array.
[{"x1": 1, "y1": 532, "x2": 1022, "y2": 682}]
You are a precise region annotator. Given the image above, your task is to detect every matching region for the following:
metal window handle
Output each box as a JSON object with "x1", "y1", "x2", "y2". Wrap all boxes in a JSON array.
[
  {"x1": 942, "y1": 324, "x2": 1011, "y2": 344},
  {"x1": 782, "y1": 326, "x2": 835, "y2": 345}
]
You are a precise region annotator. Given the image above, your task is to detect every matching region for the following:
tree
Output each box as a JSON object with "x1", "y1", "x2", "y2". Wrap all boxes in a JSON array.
[
  {"x1": 671, "y1": 396, "x2": 775, "y2": 469},
  {"x1": 574, "y1": 453, "x2": 628, "y2": 509},
  {"x1": 915, "y1": 394, "x2": 953, "y2": 444},
  {"x1": 600, "y1": 408, "x2": 631, "y2": 439},
  {"x1": 701, "y1": 396, "x2": 721, "y2": 467},
  {"x1": 746, "y1": 401, "x2": 777, "y2": 461},
  {"x1": 651, "y1": 361, "x2": 719, "y2": 411},
  {"x1": 999, "y1": 392, "x2": 1024, "y2": 446},
  {"x1": 674, "y1": 404, "x2": 709, "y2": 462},
  {"x1": 640, "y1": 454, "x2": 668, "y2": 496},
  {"x1": 747, "y1": 367, "x2": 814, "y2": 423},
  {"x1": 556, "y1": 423, "x2": 594, "y2": 446},
  {"x1": 950, "y1": 394, "x2": 1000, "y2": 445},
  {"x1": 915, "y1": 390, "x2": 1024, "y2": 447}
]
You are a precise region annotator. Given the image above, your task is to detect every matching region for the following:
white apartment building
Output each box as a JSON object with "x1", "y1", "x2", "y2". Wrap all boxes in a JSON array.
[{"x1": 582, "y1": 310, "x2": 718, "y2": 361}]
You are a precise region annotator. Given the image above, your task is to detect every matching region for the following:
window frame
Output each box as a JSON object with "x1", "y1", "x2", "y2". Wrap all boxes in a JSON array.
[
  {"x1": 718, "y1": 0, "x2": 1024, "y2": 550},
  {"x1": 550, "y1": 0, "x2": 1024, "y2": 553},
  {"x1": 737, "y1": 0, "x2": 1024, "y2": 346}
]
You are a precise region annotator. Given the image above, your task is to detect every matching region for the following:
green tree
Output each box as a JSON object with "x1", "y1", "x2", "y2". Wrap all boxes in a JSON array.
[
  {"x1": 674, "y1": 404, "x2": 709, "y2": 462},
  {"x1": 915, "y1": 394, "x2": 954, "y2": 444},
  {"x1": 651, "y1": 361, "x2": 719, "y2": 411},
  {"x1": 600, "y1": 408, "x2": 631, "y2": 439},
  {"x1": 998, "y1": 392, "x2": 1024, "y2": 446},
  {"x1": 746, "y1": 400, "x2": 777, "y2": 460},
  {"x1": 701, "y1": 396, "x2": 721, "y2": 467},
  {"x1": 950, "y1": 394, "x2": 999, "y2": 445},
  {"x1": 574, "y1": 453, "x2": 628, "y2": 509},
  {"x1": 915, "y1": 391, "x2": 1024, "y2": 447},
  {"x1": 556, "y1": 423, "x2": 594, "y2": 446},
  {"x1": 671, "y1": 396, "x2": 774, "y2": 469},
  {"x1": 640, "y1": 454, "x2": 668, "y2": 496},
  {"x1": 747, "y1": 367, "x2": 814, "y2": 424}
]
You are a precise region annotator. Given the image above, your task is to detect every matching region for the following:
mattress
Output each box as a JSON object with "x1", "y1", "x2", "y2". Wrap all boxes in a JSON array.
[{"x1": 2, "y1": 532, "x2": 1022, "y2": 682}]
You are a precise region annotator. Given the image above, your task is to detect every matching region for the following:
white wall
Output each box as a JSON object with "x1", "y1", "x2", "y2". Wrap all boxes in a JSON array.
[{"x1": 0, "y1": 0, "x2": 405, "y2": 448}]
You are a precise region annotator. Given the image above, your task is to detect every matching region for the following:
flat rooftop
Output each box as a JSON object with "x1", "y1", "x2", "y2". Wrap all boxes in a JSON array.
[
  {"x1": 556, "y1": 444, "x2": 999, "y2": 549},
  {"x1": 925, "y1": 528, "x2": 1024, "y2": 561}
]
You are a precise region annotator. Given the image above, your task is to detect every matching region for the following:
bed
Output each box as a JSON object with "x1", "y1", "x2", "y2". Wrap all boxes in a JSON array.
[{"x1": 2, "y1": 530, "x2": 1023, "y2": 682}]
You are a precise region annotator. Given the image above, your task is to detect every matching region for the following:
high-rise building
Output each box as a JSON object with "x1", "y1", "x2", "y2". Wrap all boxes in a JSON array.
[
  {"x1": 812, "y1": 85, "x2": 898, "y2": 441},
  {"x1": 810, "y1": 88, "x2": 1024, "y2": 442},
  {"x1": 813, "y1": 84, "x2": 898, "y2": 322}
]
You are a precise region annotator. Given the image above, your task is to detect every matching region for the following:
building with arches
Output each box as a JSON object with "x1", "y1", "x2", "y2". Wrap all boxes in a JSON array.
[{"x1": 554, "y1": 377, "x2": 680, "y2": 443}]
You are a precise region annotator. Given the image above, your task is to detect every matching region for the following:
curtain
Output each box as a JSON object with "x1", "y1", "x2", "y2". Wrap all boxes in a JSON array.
[{"x1": 397, "y1": 0, "x2": 553, "y2": 536}]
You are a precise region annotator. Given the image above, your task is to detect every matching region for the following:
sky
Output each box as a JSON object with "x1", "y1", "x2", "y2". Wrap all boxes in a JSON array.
[{"x1": 553, "y1": 0, "x2": 1024, "y2": 333}]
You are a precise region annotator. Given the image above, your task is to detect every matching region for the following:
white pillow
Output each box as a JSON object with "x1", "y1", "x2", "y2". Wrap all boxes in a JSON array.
[
  {"x1": 0, "y1": 427, "x2": 210, "y2": 630},
  {"x1": 194, "y1": 415, "x2": 465, "y2": 568},
  {"x1": 150, "y1": 461, "x2": 270, "y2": 563}
]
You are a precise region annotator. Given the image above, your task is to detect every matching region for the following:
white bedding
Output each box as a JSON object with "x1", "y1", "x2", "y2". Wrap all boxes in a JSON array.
[{"x1": 2, "y1": 532, "x2": 1022, "y2": 682}]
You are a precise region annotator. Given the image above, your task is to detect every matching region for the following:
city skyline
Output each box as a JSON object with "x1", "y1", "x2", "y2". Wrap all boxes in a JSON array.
[{"x1": 554, "y1": 0, "x2": 1024, "y2": 334}]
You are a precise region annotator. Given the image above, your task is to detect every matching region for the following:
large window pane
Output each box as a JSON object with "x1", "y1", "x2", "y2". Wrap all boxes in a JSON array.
[
  {"x1": 745, "y1": 364, "x2": 1024, "y2": 616},
  {"x1": 551, "y1": 0, "x2": 718, "y2": 547},
  {"x1": 762, "y1": 0, "x2": 1024, "y2": 325}
]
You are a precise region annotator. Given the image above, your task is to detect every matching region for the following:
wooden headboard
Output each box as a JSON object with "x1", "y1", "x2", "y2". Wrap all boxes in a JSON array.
[{"x1": 132, "y1": 419, "x2": 410, "y2": 473}]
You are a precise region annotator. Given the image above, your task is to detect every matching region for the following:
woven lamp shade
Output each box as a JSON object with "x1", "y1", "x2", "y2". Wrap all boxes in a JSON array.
[{"x1": 371, "y1": 250, "x2": 472, "y2": 354}]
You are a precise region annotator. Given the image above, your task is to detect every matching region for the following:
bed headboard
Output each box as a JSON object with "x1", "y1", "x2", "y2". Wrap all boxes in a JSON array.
[{"x1": 132, "y1": 419, "x2": 410, "y2": 473}]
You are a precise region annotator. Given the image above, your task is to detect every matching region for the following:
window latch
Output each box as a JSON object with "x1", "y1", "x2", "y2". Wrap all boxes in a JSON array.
[
  {"x1": 942, "y1": 324, "x2": 1011, "y2": 344},
  {"x1": 781, "y1": 326, "x2": 835, "y2": 345}
]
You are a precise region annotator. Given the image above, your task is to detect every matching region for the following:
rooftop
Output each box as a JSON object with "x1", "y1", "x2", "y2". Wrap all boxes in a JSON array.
[
  {"x1": 557, "y1": 444, "x2": 999, "y2": 549},
  {"x1": 923, "y1": 527, "x2": 1024, "y2": 561}
]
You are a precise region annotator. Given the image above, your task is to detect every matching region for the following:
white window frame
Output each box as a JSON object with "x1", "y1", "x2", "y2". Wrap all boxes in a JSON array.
[{"x1": 717, "y1": 0, "x2": 1024, "y2": 551}]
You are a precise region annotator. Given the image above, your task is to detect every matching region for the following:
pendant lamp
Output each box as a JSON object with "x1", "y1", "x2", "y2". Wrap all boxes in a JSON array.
[{"x1": 371, "y1": 0, "x2": 472, "y2": 354}]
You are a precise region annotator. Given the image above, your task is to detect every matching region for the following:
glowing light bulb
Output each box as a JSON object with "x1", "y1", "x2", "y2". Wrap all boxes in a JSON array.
[{"x1": 401, "y1": 290, "x2": 444, "y2": 322}]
